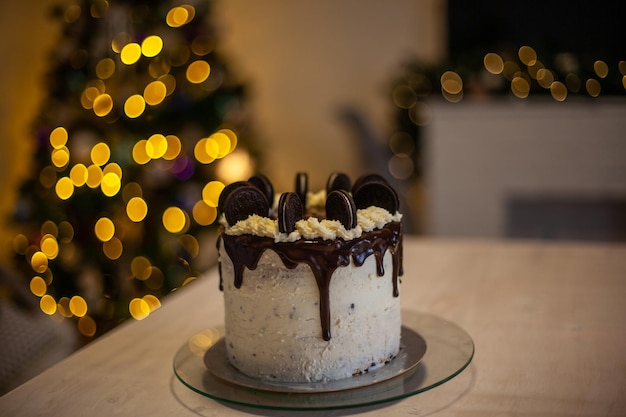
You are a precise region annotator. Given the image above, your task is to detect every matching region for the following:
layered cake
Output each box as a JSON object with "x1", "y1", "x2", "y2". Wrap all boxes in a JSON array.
[{"x1": 216, "y1": 172, "x2": 403, "y2": 382}]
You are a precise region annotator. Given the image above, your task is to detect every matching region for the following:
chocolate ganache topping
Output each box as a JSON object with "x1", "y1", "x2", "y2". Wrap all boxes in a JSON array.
[{"x1": 217, "y1": 172, "x2": 404, "y2": 341}]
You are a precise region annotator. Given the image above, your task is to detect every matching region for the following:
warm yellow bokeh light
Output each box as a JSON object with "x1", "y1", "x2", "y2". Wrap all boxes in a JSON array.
[
  {"x1": 483, "y1": 52, "x2": 504, "y2": 74},
  {"x1": 162, "y1": 206, "x2": 187, "y2": 233},
  {"x1": 166, "y1": 5, "x2": 195, "y2": 27},
  {"x1": 159, "y1": 74, "x2": 176, "y2": 96},
  {"x1": 40, "y1": 235, "x2": 59, "y2": 259},
  {"x1": 69, "y1": 295, "x2": 88, "y2": 317},
  {"x1": 215, "y1": 149, "x2": 254, "y2": 184},
  {"x1": 144, "y1": 81, "x2": 167, "y2": 106},
  {"x1": 132, "y1": 140, "x2": 151, "y2": 165},
  {"x1": 96, "y1": 58, "x2": 116, "y2": 79},
  {"x1": 440, "y1": 71, "x2": 463, "y2": 95},
  {"x1": 202, "y1": 181, "x2": 224, "y2": 207},
  {"x1": 124, "y1": 94, "x2": 146, "y2": 118},
  {"x1": 103, "y1": 237, "x2": 123, "y2": 260},
  {"x1": 70, "y1": 163, "x2": 88, "y2": 186},
  {"x1": 94, "y1": 217, "x2": 115, "y2": 242},
  {"x1": 51, "y1": 147, "x2": 70, "y2": 168},
  {"x1": 31, "y1": 251, "x2": 49, "y2": 273},
  {"x1": 103, "y1": 162, "x2": 122, "y2": 180},
  {"x1": 93, "y1": 93, "x2": 113, "y2": 117},
  {"x1": 126, "y1": 197, "x2": 148, "y2": 222},
  {"x1": 209, "y1": 132, "x2": 231, "y2": 158},
  {"x1": 594, "y1": 60, "x2": 609, "y2": 78},
  {"x1": 101, "y1": 172, "x2": 121, "y2": 196},
  {"x1": 30, "y1": 276, "x2": 47, "y2": 297},
  {"x1": 91, "y1": 142, "x2": 111, "y2": 166},
  {"x1": 194, "y1": 138, "x2": 215, "y2": 164},
  {"x1": 536, "y1": 68, "x2": 555, "y2": 89},
  {"x1": 78, "y1": 316, "x2": 97, "y2": 337},
  {"x1": 120, "y1": 42, "x2": 142, "y2": 65},
  {"x1": 40, "y1": 295, "x2": 57, "y2": 315},
  {"x1": 81, "y1": 86, "x2": 101, "y2": 109},
  {"x1": 186, "y1": 60, "x2": 210, "y2": 84},
  {"x1": 131, "y1": 256, "x2": 152, "y2": 280},
  {"x1": 55, "y1": 177, "x2": 75, "y2": 200},
  {"x1": 141, "y1": 35, "x2": 163, "y2": 58},
  {"x1": 86, "y1": 164, "x2": 103, "y2": 188},
  {"x1": 163, "y1": 135, "x2": 181, "y2": 160},
  {"x1": 511, "y1": 76, "x2": 530, "y2": 98},
  {"x1": 586, "y1": 78, "x2": 601, "y2": 97},
  {"x1": 129, "y1": 298, "x2": 151, "y2": 320},
  {"x1": 518, "y1": 45, "x2": 537, "y2": 66},
  {"x1": 146, "y1": 134, "x2": 168, "y2": 159},
  {"x1": 550, "y1": 81, "x2": 568, "y2": 101},
  {"x1": 219, "y1": 128, "x2": 238, "y2": 153},
  {"x1": 192, "y1": 200, "x2": 217, "y2": 225},
  {"x1": 57, "y1": 297, "x2": 72, "y2": 318},
  {"x1": 50, "y1": 127, "x2": 68, "y2": 149},
  {"x1": 142, "y1": 294, "x2": 162, "y2": 312}
]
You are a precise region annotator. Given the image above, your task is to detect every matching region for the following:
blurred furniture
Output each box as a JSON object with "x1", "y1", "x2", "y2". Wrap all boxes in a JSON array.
[
  {"x1": 425, "y1": 98, "x2": 626, "y2": 240},
  {"x1": 1, "y1": 237, "x2": 625, "y2": 415}
]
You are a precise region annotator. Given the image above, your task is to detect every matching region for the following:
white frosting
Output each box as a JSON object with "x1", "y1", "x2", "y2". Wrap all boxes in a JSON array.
[
  {"x1": 222, "y1": 205, "x2": 402, "y2": 243},
  {"x1": 220, "y1": 243, "x2": 401, "y2": 382}
]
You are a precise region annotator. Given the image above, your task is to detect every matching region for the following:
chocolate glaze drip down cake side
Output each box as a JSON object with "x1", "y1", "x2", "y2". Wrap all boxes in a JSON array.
[{"x1": 216, "y1": 172, "x2": 403, "y2": 382}]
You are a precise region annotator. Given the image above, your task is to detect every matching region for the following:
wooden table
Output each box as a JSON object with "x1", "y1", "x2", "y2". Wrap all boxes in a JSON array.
[{"x1": 2, "y1": 237, "x2": 625, "y2": 416}]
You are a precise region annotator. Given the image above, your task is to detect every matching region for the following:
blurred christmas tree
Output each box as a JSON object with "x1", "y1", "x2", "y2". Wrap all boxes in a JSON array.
[{"x1": 11, "y1": 0, "x2": 260, "y2": 339}]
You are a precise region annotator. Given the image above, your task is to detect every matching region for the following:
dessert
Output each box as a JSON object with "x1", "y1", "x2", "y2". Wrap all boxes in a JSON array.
[{"x1": 216, "y1": 172, "x2": 403, "y2": 382}]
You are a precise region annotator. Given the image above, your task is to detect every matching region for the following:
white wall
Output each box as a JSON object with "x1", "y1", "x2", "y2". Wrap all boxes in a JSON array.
[
  {"x1": 214, "y1": 0, "x2": 446, "y2": 190},
  {"x1": 424, "y1": 98, "x2": 626, "y2": 238}
]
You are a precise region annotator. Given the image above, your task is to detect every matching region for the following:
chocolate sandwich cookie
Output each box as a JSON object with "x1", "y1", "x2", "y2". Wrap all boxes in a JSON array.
[
  {"x1": 353, "y1": 180, "x2": 399, "y2": 214},
  {"x1": 277, "y1": 192, "x2": 303, "y2": 234},
  {"x1": 326, "y1": 189, "x2": 357, "y2": 229},
  {"x1": 326, "y1": 172, "x2": 351, "y2": 194},
  {"x1": 222, "y1": 185, "x2": 270, "y2": 226}
]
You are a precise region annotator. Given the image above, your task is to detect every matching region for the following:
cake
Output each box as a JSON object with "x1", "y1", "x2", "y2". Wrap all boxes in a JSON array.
[{"x1": 216, "y1": 172, "x2": 403, "y2": 383}]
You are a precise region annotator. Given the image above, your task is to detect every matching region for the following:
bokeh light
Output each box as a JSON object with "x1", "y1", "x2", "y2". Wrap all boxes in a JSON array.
[
  {"x1": 141, "y1": 35, "x2": 163, "y2": 57},
  {"x1": 186, "y1": 60, "x2": 210, "y2": 83},
  {"x1": 129, "y1": 298, "x2": 150, "y2": 320},
  {"x1": 162, "y1": 206, "x2": 188, "y2": 233},
  {"x1": 144, "y1": 81, "x2": 167, "y2": 106},
  {"x1": 126, "y1": 197, "x2": 148, "y2": 222},
  {"x1": 201, "y1": 181, "x2": 224, "y2": 207},
  {"x1": 49, "y1": 127, "x2": 68, "y2": 149},
  {"x1": 69, "y1": 295, "x2": 88, "y2": 317},
  {"x1": 192, "y1": 200, "x2": 217, "y2": 225},
  {"x1": 30, "y1": 276, "x2": 47, "y2": 297},
  {"x1": 55, "y1": 177, "x2": 75, "y2": 200},
  {"x1": 146, "y1": 134, "x2": 168, "y2": 159},
  {"x1": 40, "y1": 295, "x2": 57, "y2": 315},
  {"x1": 120, "y1": 42, "x2": 142, "y2": 65},
  {"x1": 93, "y1": 93, "x2": 113, "y2": 117},
  {"x1": 96, "y1": 58, "x2": 115, "y2": 79},
  {"x1": 124, "y1": 94, "x2": 146, "y2": 118},
  {"x1": 91, "y1": 142, "x2": 111, "y2": 166},
  {"x1": 94, "y1": 217, "x2": 115, "y2": 242}
]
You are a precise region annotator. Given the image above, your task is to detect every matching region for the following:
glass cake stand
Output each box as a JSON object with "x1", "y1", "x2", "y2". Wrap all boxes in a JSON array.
[{"x1": 172, "y1": 310, "x2": 474, "y2": 411}]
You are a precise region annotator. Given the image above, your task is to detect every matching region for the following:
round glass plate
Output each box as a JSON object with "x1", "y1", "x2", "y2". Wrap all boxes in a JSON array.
[
  {"x1": 203, "y1": 326, "x2": 426, "y2": 393},
  {"x1": 173, "y1": 310, "x2": 474, "y2": 411}
]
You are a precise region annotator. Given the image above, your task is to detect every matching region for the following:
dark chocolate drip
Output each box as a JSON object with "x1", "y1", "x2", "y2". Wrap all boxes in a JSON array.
[{"x1": 219, "y1": 222, "x2": 403, "y2": 341}]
